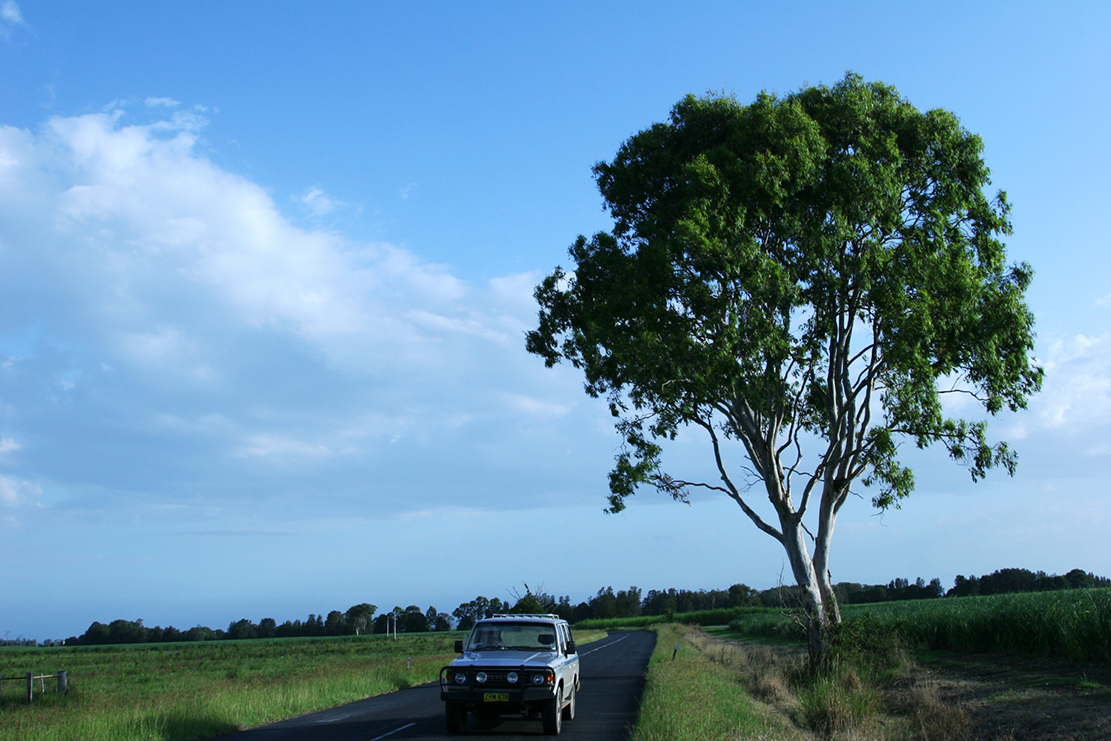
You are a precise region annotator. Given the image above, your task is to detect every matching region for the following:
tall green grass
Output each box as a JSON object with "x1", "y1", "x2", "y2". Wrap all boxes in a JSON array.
[
  {"x1": 0, "y1": 633, "x2": 461, "y2": 741},
  {"x1": 729, "y1": 588, "x2": 1111, "y2": 661}
]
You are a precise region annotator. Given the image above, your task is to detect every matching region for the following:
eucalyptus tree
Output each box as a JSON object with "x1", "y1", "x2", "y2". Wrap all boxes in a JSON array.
[{"x1": 527, "y1": 74, "x2": 1042, "y2": 664}]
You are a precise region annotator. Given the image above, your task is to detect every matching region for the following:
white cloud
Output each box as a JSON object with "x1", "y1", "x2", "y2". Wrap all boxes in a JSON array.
[
  {"x1": 1084, "y1": 442, "x2": 1111, "y2": 457},
  {"x1": 297, "y1": 186, "x2": 338, "y2": 218},
  {"x1": 0, "y1": 475, "x2": 40, "y2": 507},
  {"x1": 0, "y1": 1, "x2": 24, "y2": 35},
  {"x1": 0, "y1": 104, "x2": 594, "y2": 522},
  {"x1": 0, "y1": 437, "x2": 19, "y2": 453},
  {"x1": 1030, "y1": 333, "x2": 1111, "y2": 431},
  {"x1": 144, "y1": 97, "x2": 181, "y2": 108}
]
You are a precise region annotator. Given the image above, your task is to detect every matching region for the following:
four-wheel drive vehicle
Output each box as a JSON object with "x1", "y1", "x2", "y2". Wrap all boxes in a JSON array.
[{"x1": 440, "y1": 614, "x2": 580, "y2": 735}]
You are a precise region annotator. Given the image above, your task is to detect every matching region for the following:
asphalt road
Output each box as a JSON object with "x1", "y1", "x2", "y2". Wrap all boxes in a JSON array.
[{"x1": 212, "y1": 630, "x2": 656, "y2": 741}]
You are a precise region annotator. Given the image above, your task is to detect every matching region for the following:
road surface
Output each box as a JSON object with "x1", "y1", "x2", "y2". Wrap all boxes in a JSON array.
[{"x1": 212, "y1": 630, "x2": 656, "y2": 741}]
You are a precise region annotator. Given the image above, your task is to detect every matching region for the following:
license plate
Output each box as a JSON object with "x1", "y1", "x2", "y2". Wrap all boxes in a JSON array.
[{"x1": 484, "y1": 692, "x2": 510, "y2": 702}]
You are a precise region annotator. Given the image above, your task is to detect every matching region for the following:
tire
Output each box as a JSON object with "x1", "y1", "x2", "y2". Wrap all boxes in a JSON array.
[
  {"x1": 562, "y1": 684, "x2": 576, "y2": 721},
  {"x1": 542, "y1": 686, "x2": 563, "y2": 735},
  {"x1": 445, "y1": 700, "x2": 466, "y2": 734}
]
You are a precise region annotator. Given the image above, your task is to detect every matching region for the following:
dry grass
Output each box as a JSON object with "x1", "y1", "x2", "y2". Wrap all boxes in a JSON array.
[
  {"x1": 689, "y1": 626, "x2": 982, "y2": 741},
  {"x1": 906, "y1": 681, "x2": 971, "y2": 741}
]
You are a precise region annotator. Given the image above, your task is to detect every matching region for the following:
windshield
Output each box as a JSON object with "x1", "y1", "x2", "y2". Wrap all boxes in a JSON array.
[{"x1": 466, "y1": 622, "x2": 560, "y2": 651}]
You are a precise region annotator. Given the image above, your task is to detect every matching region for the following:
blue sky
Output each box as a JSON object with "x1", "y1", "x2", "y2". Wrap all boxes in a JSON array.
[{"x1": 2, "y1": 1, "x2": 1109, "y2": 641}]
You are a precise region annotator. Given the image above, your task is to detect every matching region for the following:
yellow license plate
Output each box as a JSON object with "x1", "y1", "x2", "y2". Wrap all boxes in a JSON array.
[{"x1": 484, "y1": 692, "x2": 510, "y2": 702}]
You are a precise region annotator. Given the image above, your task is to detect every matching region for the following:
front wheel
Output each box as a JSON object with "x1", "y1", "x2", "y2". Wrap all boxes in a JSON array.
[
  {"x1": 562, "y1": 684, "x2": 576, "y2": 721},
  {"x1": 542, "y1": 686, "x2": 563, "y2": 735},
  {"x1": 445, "y1": 700, "x2": 466, "y2": 734}
]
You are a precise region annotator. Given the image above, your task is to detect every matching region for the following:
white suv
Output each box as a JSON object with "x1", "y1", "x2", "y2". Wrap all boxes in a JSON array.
[{"x1": 440, "y1": 614, "x2": 580, "y2": 735}]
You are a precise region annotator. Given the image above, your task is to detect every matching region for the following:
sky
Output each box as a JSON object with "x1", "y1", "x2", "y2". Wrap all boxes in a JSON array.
[{"x1": 1, "y1": 1, "x2": 1109, "y2": 641}]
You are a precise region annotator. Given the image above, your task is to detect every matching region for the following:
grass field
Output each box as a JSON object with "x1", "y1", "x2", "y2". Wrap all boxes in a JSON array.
[
  {"x1": 0, "y1": 632, "x2": 461, "y2": 741},
  {"x1": 0, "y1": 628, "x2": 609, "y2": 741}
]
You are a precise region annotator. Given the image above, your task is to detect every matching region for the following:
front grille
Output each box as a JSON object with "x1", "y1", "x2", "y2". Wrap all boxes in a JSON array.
[{"x1": 470, "y1": 667, "x2": 545, "y2": 688}]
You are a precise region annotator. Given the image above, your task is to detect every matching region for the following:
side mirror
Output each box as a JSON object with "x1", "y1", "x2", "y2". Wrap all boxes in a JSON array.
[
  {"x1": 454, "y1": 640, "x2": 465, "y2": 653},
  {"x1": 566, "y1": 640, "x2": 576, "y2": 655}
]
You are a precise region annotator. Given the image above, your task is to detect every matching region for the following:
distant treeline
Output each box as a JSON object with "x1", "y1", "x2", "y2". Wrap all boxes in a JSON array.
[{"x1": 57, "y1": 567, "x2": 1110, "y2": 646}]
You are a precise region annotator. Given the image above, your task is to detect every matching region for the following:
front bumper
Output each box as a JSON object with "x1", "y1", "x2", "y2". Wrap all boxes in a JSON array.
[
  {"x1": 440, "y1": 684, "x2": 556, "y2": 704},
  {"x1": 439, "y1": 665, "x2": 557, "y2": 706}
]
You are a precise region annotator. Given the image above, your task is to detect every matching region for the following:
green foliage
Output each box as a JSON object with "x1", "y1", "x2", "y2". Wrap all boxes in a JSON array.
[{"x1": 529, "y1": 72, "x2": 1041, "y2": 517}]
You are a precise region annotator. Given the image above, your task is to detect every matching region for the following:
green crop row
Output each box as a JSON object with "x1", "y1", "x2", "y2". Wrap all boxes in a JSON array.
[{"x1": 728, "y1": 588, "x2": 1111, "y2": 661}]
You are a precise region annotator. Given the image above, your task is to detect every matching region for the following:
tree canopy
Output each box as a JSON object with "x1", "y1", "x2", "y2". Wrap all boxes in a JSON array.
[{"x1": 527, "y1": 74, "x2": 1042, "y2": 663}]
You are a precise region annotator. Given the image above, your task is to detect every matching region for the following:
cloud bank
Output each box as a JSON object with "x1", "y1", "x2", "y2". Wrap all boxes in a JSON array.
[{"x1": 0, "y1": 106, "x2": 602, "y2": 527}]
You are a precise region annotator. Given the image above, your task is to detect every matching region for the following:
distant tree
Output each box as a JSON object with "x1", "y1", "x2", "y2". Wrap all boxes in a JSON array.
[
  {"x1": 431, "y1": 608, "x2": 453, "y2": 631},
  {"x1": 399, "y1": 605, "x2": 429, "y2": 633},
  {"x1": 276, "y1": 619, "x2": 300, "y2": 638},
  {"x1": 615, "y1": 587, "x2": 642, "y2": 618},
  {"x1": 589, "y1": 588, "x2": 617, "y2": 619},
  {"x1": 80, "y1": 621, "x2": 111, "y2": 645},
  {"x1": 325, "y1": 610, "x2": 347, "y2": 636},
  {"x1": 980, "y1": 568, "x2": 1038, "y2": 595},
  {"x1": 509, "y1": 584, "x2": 558, "y2": 615},
  {"x1": 184, "y1": 625, "x2": 216, "y2": 642},
  {"x1": 452, "y1": 599, "x2": 485, "y2": 631},
  {"x1": 835, "y1": 582, "x2": 889, "y2": 604},
  {"x1": 227, "y1": 618, "x2": 258, "y2": 640},
  {"x1": 555, "y1": 595, "x2": 573, "y2": 621},
  {"x1": 949, "y1": 574, "x2": 980, "y2": 597},
  {"x1": 728, "y1": 584, "x2": 761, "y2": 607},
  {"x1": 305, "y1": 613, "x2": 325, "y2": 636},
  {"x1": 346, "y1": 603, "x2": 377, "y2": 635},
  {"x1": 108, "y1": 619, "x2": 148, "y2": 644},
  {"x1": 642, "y1": 589, "x2": 678, "y2": 616},
  {"x1": 427, "y1": 607, "x2": 452, "y2": 632},
  {"x1": 528, "y1": 74, "x2": 1042, "y2": 665},
  {"x1": 256, "y1": 618, "x2": 277, "y2": 639}
]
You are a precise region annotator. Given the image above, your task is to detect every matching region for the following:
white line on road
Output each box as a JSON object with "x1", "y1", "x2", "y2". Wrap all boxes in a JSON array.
[
  {"x1": 367, "y1": 722, "x2": 416, "y2": 741},
  {"x1": 580, "y1": 633, "x2": 631, "y2": 656}
]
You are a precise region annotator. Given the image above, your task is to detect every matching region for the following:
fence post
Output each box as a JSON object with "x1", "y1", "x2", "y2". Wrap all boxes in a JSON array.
[
  {"x1": 26, "y1": 672, "x2": 33, "y2": 704},
  {"x1": 58, "y1": 671, "x2": 67, "y2": 693}
]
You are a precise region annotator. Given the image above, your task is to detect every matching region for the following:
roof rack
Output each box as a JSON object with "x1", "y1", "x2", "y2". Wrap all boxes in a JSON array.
[{"x1": 489, "y1": 613, "x2": 561, "y2": 620}]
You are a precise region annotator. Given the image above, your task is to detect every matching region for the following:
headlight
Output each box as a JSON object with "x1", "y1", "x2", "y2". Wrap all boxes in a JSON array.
[
  {"x1": 476, "y1": 671, "x2": 488, "y2": 683},
  {"x1": 531, "y1": 673, "x2": 545, "y2": 685},
  {"x1": 453, "y1": 672, "x2": 467, "y2": 684},
  {"x1": 507, "y1": 672, "x2": 519, "y2": 684}
]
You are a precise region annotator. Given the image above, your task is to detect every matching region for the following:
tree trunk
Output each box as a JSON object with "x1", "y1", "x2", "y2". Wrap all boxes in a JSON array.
[{"x1": 779, "y1": 516, "x2": 831, "y2": 668}]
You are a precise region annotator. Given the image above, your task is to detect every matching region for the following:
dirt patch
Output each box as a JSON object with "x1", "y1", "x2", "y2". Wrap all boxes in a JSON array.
[{"x1": 907, "y1": 653, "x2": 1111, "y2": 741}]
